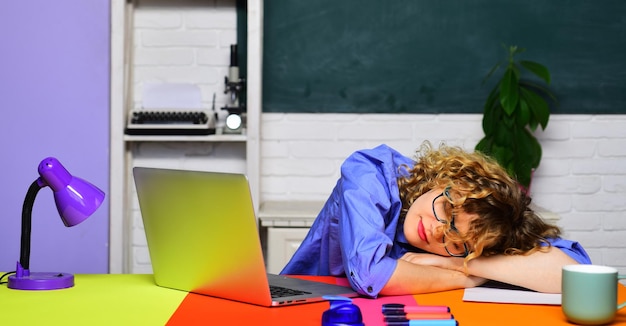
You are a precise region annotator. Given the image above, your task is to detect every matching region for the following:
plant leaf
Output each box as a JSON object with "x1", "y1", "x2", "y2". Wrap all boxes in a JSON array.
[
  {"x1": 494, "y1": 121, "x2": 513, "y2": 149},
  {"x1": 500, "y1": 69, "x2": 519, "y2": 116},
  {"x1": 511, "y1": 129, "x2": 542, "y2": 187},
  {"x1": 516, "y1": 129, "x2": 542, "y2": 169},
  {"x1": 482, "y1": 87, "x2": 501, "y2": 135},
  {"x1": 519, "y1": 80, "x2": 558, "y2": 104},
  {"x1": 520, "y1": 60, "x2": 551, "y2": 84},
  {"x1": 482, "y1": 62, "x2": 503, "y2": 85},
  {"x1": 475, "y1": 137, "x2": 493, "y2": 154},
  {"x1": 520, "y1": 88, "x2": 550, "y2": 129},
  {"x1": 517, "y1": 99, "x2": 531, "y2": 128},
  {"x1": 528, "y1": 115, "x2": 539, "y2": 132},
  {"x1": 491, "y1": 143, "x2": 515, "y2": 174},
  {"x1": 509, "y1": 45, "x2": 526, "y2": 57}
]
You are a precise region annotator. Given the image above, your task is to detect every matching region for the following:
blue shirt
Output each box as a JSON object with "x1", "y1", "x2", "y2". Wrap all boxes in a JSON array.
[{"x1": 280, "y1": 145, "x2": 591, "y2": 297}]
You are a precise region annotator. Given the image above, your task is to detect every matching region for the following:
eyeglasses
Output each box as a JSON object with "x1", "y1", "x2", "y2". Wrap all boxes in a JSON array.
[{"x1": 432, "y1": 187, "x2": 470, "y2": 258}]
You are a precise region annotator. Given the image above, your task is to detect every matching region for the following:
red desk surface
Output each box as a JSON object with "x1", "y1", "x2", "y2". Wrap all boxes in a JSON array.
[{"x1": 167, "y1": 276, "x2": 626, "y2": 326}]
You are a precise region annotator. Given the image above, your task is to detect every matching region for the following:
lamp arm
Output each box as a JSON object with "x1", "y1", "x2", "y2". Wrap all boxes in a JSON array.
[{"x1": 20, "y1": 180, "x2": 43, "y2": 270}]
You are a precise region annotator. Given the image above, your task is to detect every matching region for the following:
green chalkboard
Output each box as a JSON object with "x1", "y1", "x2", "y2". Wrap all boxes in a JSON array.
[{"x1": 262, "y1": 0, "x2": 626, "y2": 114}]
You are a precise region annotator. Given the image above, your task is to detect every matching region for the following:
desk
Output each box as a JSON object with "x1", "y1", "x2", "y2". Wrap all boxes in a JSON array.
[{"x1": 1, "y1": 274, "x2": 625, "y2": 325}]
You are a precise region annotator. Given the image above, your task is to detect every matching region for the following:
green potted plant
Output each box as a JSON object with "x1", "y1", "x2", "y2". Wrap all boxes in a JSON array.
[{"x1": 475, "y1": 45, "x2": 556, "y2": 193}]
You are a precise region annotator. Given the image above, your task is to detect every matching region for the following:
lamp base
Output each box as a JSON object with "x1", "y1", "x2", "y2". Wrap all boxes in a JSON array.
[{"x1": 7, "y1": 272, "x2": 75, "y2": 290}]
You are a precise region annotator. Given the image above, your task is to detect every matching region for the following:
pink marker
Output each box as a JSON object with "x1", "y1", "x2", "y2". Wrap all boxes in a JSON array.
[
  {"x1": 405, "y1": 313, "x2": 453, "y2": 320},
  {"x1": 382, "y1": 303, "x2": 450, "y2": 315},
  {"x1": 384, "y1": 313, "x2": 454, "y2": 321}
]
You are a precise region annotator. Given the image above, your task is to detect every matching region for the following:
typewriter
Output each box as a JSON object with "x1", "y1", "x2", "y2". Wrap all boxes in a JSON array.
[{"x1": 125, "y1": 109, "x2": 216, "y2": 136}]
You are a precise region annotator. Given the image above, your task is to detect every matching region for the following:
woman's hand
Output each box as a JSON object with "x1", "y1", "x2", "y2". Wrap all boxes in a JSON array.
[
  {"x1": 399, "y1": 253, "x2": 488, "y2": 288},
  {"x1": 399, "y1": 252, "x2": 489, "y2": 288},
  {"x1": 400, "y1": 252, "x2": 465, "y2": 272},
  {"x1": 385, "y1": 253, "x2": 488, "y2": 294},
  {"x1": 381, "y1": 257, "x2": 488, "y2": 295}
]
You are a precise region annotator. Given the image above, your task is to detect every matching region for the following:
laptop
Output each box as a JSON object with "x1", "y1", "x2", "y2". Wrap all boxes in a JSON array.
[{"x1": 133, "y1": 167, "x2": 358, "y2": 307}]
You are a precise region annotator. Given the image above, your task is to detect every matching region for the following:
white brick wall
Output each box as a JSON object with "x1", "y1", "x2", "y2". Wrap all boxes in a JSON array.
[{"x1": 126, "y1": 1, "x2": 626, "y2": 275}]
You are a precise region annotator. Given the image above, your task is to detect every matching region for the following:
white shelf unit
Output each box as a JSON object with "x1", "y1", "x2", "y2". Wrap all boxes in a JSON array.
[
  {"x1": 258, "y1": 201, "x2": 325, "y2": 274},
  {"x1": 109, "y1": 0, "x2": 263, "y2": 273},
  {"x1": 123, "y1": 134, "x2": 248, "y2": 143}
]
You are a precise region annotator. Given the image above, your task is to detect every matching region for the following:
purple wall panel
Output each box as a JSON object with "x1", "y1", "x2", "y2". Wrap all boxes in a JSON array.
[{"x1": 0, "y1": 1, "x2": 110, "y2": 273}]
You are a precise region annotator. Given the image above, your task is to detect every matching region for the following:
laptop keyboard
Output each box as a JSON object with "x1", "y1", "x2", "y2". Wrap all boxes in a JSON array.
[{"x1": 270, "y1": 285, "x2": 312, "y2": 298}]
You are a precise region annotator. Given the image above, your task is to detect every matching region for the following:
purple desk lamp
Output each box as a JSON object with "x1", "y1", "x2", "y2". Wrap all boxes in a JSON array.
[{"x1": 7, "y1": 157, "x2": 105, "y2": 290}]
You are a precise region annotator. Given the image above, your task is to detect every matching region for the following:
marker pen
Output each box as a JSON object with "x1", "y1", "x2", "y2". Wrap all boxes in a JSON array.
[
  {"x1": 384, "y1": 313, "x2": 454, "y2": 321},
  {"x1": 382, "y1": 303, "x2": 450, "y2": 314},
  {"x1": 385, "y1": 320, "x2": 458, "y2": 326}
]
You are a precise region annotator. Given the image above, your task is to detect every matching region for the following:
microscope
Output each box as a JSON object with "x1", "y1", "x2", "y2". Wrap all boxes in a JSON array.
[{"x1": 223, "y1": 44, "x2": 246, "y2": 134}]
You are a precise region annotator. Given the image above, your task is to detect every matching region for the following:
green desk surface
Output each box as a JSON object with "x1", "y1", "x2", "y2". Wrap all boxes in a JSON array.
[{"x1": 0, "y1": 274, "x2": 186, "y2": 325}]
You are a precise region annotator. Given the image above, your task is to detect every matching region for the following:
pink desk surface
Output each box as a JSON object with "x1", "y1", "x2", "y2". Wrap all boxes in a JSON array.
[{"x1": 2, "y1": 274, "x2": 625, "y2": 326}]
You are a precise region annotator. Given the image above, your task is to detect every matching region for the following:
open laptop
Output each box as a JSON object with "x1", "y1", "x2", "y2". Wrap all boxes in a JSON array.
[{"x1": 133, "y1": 167, "x2": 358, "y2": 307}]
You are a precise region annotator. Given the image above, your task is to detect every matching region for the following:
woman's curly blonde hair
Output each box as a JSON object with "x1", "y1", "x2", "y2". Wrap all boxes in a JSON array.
[{"x1": 397, "y1": 142, "x2": 561, "y2": 264}]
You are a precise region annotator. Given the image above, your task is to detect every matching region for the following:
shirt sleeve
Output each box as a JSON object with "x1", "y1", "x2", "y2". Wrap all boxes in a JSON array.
[
  {"x1": 337, "y1": 145, "x2": 411, "y2": 297},
  {"x1": 548, "y1": 237, "x2": 592, "y2": 264}
]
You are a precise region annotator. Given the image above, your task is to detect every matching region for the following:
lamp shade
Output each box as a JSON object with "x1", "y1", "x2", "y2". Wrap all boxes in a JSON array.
[{"x1": 37, "y1": 157, "x2": 105, "y2": 227}]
